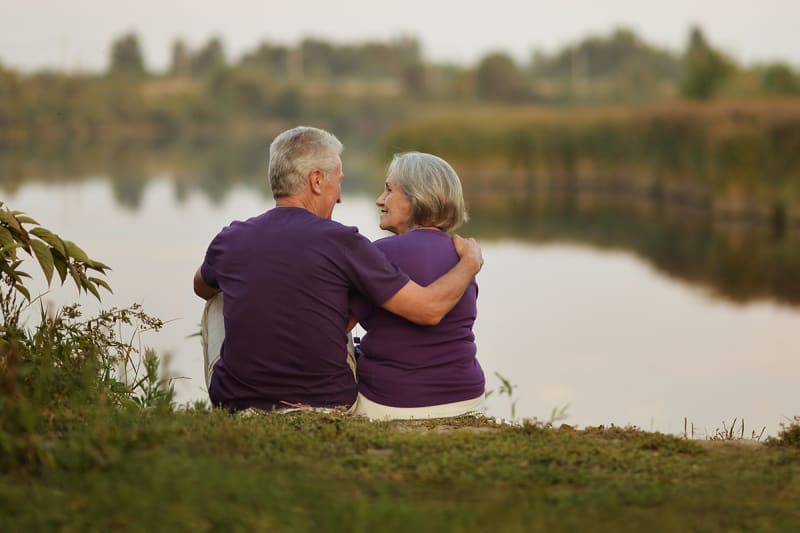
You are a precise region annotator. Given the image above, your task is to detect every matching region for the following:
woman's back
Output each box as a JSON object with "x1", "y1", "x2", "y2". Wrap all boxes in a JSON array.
[{"x1": 352, "y1": 229, "x2": 484, "y2": 408}]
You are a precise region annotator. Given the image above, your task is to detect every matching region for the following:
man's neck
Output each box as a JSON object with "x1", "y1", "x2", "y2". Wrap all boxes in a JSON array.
[
  {"x1": 275, "y1": 194, "x2": 328, "y2": 219},
  {"x1": 275, "y1": 195, "x2": 306, "y2": 209}
]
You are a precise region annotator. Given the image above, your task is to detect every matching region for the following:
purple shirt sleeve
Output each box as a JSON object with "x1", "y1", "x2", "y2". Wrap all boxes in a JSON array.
[
  {"x1": 200, "y1": 230, "x2": 225, "y2": 289},
  {"x1": 342, "y1": 230, "x2": 409, "y2": 309}
]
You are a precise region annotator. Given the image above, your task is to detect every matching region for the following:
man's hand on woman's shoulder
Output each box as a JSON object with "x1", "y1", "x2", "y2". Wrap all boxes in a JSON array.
[{"x1": 452, "y1": 234, "x2": 483, "y2": 275}]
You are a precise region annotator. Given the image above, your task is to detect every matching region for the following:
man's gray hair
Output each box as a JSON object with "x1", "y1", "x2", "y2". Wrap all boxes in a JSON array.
[
  {"x1": 268, "y1": 126, "x2": 343, "y2": 197},
  {"x1": 388, "y1": 152, "x2": 468, "y2": 233}
]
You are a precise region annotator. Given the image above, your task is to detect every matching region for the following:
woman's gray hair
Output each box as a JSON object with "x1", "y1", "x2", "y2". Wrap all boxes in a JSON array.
[
  {"x1": 388, "y1": 152, "x2": 468, "y2": 232},
  {"x1": 268, "y1": 126, "x2": 343, "y2": 197}
]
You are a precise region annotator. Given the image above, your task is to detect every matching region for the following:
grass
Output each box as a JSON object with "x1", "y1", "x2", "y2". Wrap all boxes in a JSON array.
[{"x1": 1, "y1": 408, "x2": 799, "y2": 532}]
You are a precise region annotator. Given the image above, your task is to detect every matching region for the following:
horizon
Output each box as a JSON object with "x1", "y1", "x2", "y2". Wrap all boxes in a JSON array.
[{"x1": 1, "y1": 0, "x2": 799, "y2": 73}]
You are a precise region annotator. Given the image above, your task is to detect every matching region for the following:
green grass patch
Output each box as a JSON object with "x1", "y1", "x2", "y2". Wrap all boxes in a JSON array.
[{"x1": 2, "y1": 410, "x2": 799, "y2": 532}]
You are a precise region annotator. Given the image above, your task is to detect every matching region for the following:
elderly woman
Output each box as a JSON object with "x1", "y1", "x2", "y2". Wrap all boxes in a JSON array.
[{"x1": 350, "y1": 152, "x2": 485, "y2": 420}]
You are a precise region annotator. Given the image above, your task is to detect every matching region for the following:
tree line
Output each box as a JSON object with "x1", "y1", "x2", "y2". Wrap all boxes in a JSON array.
[
  {"x1": 105, "y1": 26, "x2": 800, "y2": 101},
  {"x1": 1, "y1": 26, "x2": 799, "y2": 147}
]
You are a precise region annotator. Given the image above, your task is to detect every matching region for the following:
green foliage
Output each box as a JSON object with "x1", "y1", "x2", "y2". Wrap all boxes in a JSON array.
[
  {"x1": 529, "y1": 27, "x2": 682, "y2": 102},
  {"x1": 130, "y1": 347, "x2": 175, "y2": 409},
  {"x1": 761, "y1": 63, "x2": 800, "y2": 95},
  {"x1": 485, "y1": 370, "x2": 518, "y2": 420},
  {"x1": 383, "y1": 102, "x2": 800, "y2": 220},
  {"x1": 680, "y1": 26, "x2": 734, "y2": 100},
  {"x1": 402, "y1": 62, "x2": 428, "y2": 97},
  {"x1": 532, "y1": 27, "x2": 680, "y2": 82},
  {"x1": 109, "y1": 32, "x2": 146, "y2": 76},
  {"x1": 1, "y1": 27, "x2": 793, "y2": 147},
  {"x1": 767, "y1": 417, "x2": 800, "y2": 448},
  {"x1": 169, "y1": 39, "x2": 191, "y2": 77},
  {"x1": 0, "y1": 202, "x2": 170, "y2": 471},
  {"x1": 0, "y1": 302, "x2": 169, "y2": 468},
  {"x1": 239, "y1": 41, "x2": 290, "y2": 77},
  {"x1": 0, "y1": 202, "x2": 111, "y2": 304},
  {"x1": 191, "y1": 37, "x2": 227, "y2": 77},
  {"x1": 476, "y1": 52, "x2": 525, "y2": 101},
  {"x1": 298, "y1": 36, "x2": 421, "y2": 79}
]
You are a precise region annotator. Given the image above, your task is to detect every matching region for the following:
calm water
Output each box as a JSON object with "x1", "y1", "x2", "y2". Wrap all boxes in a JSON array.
[{"x1": 4, "y1": 178, "x2": 800, "y2": 436}]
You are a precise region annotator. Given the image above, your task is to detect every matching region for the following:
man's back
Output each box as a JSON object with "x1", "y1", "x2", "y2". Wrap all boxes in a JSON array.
[{"x1": 201, "y1": 207, "x2": 408, "y2": 410}]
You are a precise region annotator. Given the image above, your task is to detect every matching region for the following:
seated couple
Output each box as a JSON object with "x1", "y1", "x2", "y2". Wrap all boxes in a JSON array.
[{"x1": 193, "y1": 126, "x2": 485, "y2": 420}]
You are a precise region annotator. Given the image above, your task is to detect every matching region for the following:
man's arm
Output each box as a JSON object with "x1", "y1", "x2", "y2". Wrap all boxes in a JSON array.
[
  {"x1": 194, "y1": 267, "x2": 221, "y2": 300},
  {"x1": 380, "y1": 235, "x2": 483, "y2": 326}
]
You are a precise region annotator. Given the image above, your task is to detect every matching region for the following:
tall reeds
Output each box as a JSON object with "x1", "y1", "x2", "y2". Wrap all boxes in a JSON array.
[{"x1": 382, "y1": 100, "x2": 800, "y2": 225}]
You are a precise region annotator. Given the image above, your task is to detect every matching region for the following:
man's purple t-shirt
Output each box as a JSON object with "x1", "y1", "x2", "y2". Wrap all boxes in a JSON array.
[
  {"x1": 201, "y1": 207, "x2": 409, "y2": 411},
  {"x1": 350, "y1": 229, "x2": 485, "y2": 407}
]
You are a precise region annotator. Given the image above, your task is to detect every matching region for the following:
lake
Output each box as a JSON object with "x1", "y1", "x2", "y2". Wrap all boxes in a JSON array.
[{"x1": 3, "y1": 172, "x2": 799, "y2": 437}]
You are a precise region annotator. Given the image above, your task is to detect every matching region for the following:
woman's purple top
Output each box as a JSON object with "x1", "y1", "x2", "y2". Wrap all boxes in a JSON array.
[{"x1": 350, "y1": 229, "x2": 485, "y2": 407}]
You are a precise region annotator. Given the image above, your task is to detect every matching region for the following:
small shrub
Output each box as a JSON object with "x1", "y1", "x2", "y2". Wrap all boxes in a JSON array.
[
  {"x1": 0, "y1": 203, "x2": 170, "y2": 471},
  {"x1": 767, "y1": 416, "x2": 800, "y2": 448}
]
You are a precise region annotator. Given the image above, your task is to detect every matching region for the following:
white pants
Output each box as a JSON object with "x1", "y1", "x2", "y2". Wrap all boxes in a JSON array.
[
  {"x1": 201, "y1": 293, "x2": 225, "y2": 389},
  {"x1": 353, "y1": 392, "x2": 485, "y2": 421}
]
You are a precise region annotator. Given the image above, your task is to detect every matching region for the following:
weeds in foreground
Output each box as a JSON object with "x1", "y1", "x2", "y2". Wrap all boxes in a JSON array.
[
  {"x1": 484, "y1": 371, "x2": 570, "y2": 427},
  {"x1": 485, "y1": 371, "x2": 518, "y2": 420},
  {"x1": 546, "y1": 403, "x2": 571, "y2": 426},
  {"x1": 1, "y1": 203, "x2": 172, "y2": 471},
  {"x1": 682, "y1": 416, "x2": 767, "y2": 441}
]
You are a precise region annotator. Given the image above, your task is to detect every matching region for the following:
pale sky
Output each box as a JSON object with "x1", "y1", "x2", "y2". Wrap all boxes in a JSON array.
[{"x1": 1, "y1": 0, "x2": 798, "y2": 72}]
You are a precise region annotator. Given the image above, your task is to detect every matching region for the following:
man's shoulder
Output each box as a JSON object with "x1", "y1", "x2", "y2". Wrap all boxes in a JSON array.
[{"x1": 313, "y1": 217, "x2": 365, "y2": 245}]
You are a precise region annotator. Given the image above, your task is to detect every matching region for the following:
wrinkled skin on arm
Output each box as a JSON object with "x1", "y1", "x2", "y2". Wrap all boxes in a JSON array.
[{"x1": 379, "y1": 235, "x2": 483, "y2": 326}]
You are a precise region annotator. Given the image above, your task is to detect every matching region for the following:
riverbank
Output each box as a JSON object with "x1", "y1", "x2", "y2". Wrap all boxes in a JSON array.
[{"x1": 1, "y1": 409, "x2": 798, "y2": 531}]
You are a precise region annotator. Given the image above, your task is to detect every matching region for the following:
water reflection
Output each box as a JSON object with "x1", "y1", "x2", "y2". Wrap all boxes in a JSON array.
[
  {"x1": 0, "y1": 136, "x2": 374, "y2": 208},
  {"x1": 474, "y1": 241, "x2": 800, "y2": 437},
  {"x1": 465, "y1": 190, "x2": 800, "y2": 308},
  {"x1": 4, "y1": 140, "x2": 800, "y2": 308},
  {"x1": 3, "y1": 179, "x2": 799, "y2": 436}
]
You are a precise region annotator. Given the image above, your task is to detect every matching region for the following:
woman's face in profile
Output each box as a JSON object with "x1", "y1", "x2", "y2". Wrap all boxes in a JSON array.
[{"x1": 376, "y1": 176, "x2": 413, "y2": 234}]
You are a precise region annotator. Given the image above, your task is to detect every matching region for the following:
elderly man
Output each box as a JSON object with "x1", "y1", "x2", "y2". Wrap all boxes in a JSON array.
[{"x1": 194, "y1": 126, "x2": 482, "y2": 412}]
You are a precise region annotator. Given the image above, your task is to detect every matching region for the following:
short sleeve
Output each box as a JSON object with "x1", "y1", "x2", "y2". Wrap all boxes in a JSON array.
[
  {"x1": 200, "y1": 230, "x2": 226, "y2": 289},
  {"x1": 342, "y1": 230, "x2": 409, "y2": 307}
]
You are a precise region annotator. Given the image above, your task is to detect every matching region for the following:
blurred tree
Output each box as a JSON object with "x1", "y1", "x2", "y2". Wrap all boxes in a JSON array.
[
  {"x1": 531, "y1": 28, "x2": 680, "y2": 81},
  {"x1": 529, "y1": 27, "x2": 680, "y2": 102},
  {"x1": 356, "y1": 38, "x2": 421, "y2": 77},
  {"x1": 170, "y1": 39, "x2": 191, "y2": 77},
  {"x1": 273, "y1": 87, "x2": 303, "y2": 119},
  {"x1": 109, "y1": 33, "x2": 146, "y2": 75},
  {"x1": 295, "y1": 36, "x2": 422, "y2": 78},
  {"x1": 476, "y1": 52, "x2": 523, "y2": 101},
  {"x1": 239, "y1": 42, "x2": 289, "y2": 78},
  {"x1": 192, "y1": 37, "x2": 226, "y2": 77},
  {"x1": 0, "y1": 66, "x2": 26, "y2": 130},
  {"x1": 300, "y1": 39, "x2": 334, "y2": 77},
  {"x1": 402, "y1": 62, "x2": 427, "y2": 96},
  {"x1": 761, "y1": 63, "x2": 800, "y2": 95},
  {"x1": 680, "y1": 26, "x2": 733, "y2": 100},
  {"x1": 231, "y1": 75, "x2": 269, "y2": 113}
]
